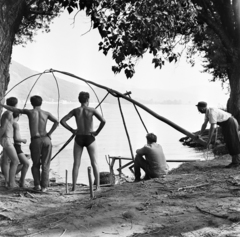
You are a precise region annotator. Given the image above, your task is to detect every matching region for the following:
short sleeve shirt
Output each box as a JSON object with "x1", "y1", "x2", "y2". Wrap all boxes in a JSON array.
[
  {"x1": 205, "y1": 108, "x2": 231, "y2": 124},
  {"x1": 136, "y1": 143, "x2": 168, "y2": 175}
]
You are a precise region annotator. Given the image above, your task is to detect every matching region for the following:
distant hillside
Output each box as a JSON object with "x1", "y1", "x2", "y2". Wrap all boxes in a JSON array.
[
  {"x1": 8, "y1": 61, "x2": 117, "y2": 103},
  {"x1": 8, "y1": 61, "x2": 227, "y2": 106}
]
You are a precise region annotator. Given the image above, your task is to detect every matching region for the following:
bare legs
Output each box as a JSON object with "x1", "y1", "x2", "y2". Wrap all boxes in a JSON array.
[
  {"x1": 72, "y1": 142, "x2": 83, "y2": 191},
  {"x1": 18, "y1": 153, "x2": 29, "y2": 187},
  {"x1": 3, "y1": 147, "x2": 19, "y2": 188},
  {"x1": 87, "y1": 141, "x2": 100, "y2": 190},
  {"x1": 72, "y1": 141, "x2": 100, "y2": 191}
]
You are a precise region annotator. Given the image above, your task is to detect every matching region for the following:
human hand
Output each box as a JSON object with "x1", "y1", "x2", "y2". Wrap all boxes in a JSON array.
[
  {"x1": 71, "y1": 129, "x2": 77, "y2": 135},
  {"x1": 90, "y1": 131, "x2": 97, "y2": 137},
  {"x1": 22, "y1": 139, "x2": 27, "y2": 144}
]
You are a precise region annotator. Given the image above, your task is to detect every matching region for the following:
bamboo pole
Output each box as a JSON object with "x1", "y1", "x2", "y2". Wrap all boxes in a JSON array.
[
  {"x1": 88, "y1": 167, "x2": 94, "y2": 199},
  {"x1": 65, "y1": 170, "x2": 68, "y2": 194},
  {"x1": 128, "y1": 93, "x2": 148, "y2": 133},
  {"x1": 49, "y1": 69, "x2": 206, "y2": 146},
  {"x1": 117, "y1": 97, "x2": 135, "y2": 160}
]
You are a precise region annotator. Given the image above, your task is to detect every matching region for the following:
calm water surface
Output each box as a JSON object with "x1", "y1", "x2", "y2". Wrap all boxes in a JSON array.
[{"x1": 16, "y1": 102, "x2": 212, "y2": 185}]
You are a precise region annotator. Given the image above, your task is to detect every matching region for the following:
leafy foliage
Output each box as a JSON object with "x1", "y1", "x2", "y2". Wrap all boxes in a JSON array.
[
  {"x1": 58, "y1": 0, "x2": 240, "y2": 83},
  {"x1": 14, "y1": 0, "x2": 62, "y2": 45}
]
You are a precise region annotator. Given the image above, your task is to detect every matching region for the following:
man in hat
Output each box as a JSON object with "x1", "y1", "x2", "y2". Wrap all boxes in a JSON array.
[{"x1": 196, "y1": 101, "x2": 240, "y2": 167}]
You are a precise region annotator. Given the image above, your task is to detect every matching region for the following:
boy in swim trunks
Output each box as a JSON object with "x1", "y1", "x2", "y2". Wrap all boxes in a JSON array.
[
  {"x1": 60, "y1": 91, "x2": 106, "y2": 191},
  {"x1": 0, "y1": 97, "x2": 19, "y2": 188},
  {"x1": 12, "y1": 112, "x2": 29, "y2": 187}
]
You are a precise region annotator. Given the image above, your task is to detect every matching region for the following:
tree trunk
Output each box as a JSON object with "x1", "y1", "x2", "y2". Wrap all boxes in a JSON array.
[
  {"x1": 0, "y1": 0, "x2": 25, "y2": 112},
  {"x1": 227, "y1": 58, "x2": 240, "y2": 124}
]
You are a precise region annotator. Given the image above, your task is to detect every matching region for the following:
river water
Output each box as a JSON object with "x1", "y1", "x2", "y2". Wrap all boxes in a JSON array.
[{"x1": 15, "y1": 102, "x2": 212, "y2": 185}]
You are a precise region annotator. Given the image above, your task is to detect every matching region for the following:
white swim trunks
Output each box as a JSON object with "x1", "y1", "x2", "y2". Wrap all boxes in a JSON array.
[{"x1": 1, "y1": 137, "x2": 14, "y2": 148}]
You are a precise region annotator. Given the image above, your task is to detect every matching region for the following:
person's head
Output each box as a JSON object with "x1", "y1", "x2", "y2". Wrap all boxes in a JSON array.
[
  {"x1": 78, "y1": 92, "x2": 89, "y2": 104},
  {"x1": 30, "y1": 95, "x2": 42, "y2": 107},
  {"x1": 196, "y1": 101, "x2": 207, "y2": 114},
  {"x1": 13, "y1": 112, "x2": 20, "y2": 121},
  {"x1": 6, "y1": 97, "x2": 18, "y2": 107},
  {"x1": 146, "y1": 133, "x2": 157, "y2": 144}
]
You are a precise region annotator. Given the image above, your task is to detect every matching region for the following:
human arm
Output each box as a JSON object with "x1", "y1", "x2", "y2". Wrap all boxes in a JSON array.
[
  {"x1": 60, "y1": 109, "x2": 76, "y2": 134},
  {"x1": 0, "y1": 113, "x2": 10, "y2": 138},
  {"x1": 199, "y1": 120, "x2": 208, "y2": 136},
  {"x1": 47, "y1": 113, "x2": 59, "y2": 138},
  {"x1": 136, "y1": 146, "x2": 146, "y2": 156},
  {"x1": 91, "y1": 110, "x2": 106, "y2": 136},
  {"x1": 0, "y1": 103, "x2": 28, "y2": 115},
  {"x1": 206, "y1": 123, "x2": 216, "y2": 148}
]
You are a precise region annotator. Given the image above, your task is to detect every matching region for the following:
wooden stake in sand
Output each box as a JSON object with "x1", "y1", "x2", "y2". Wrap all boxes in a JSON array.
[
  {"x1": 65, "y1": 170, "x2": 68, "y2": 194},
  {"x1": 88, "y1": 166, "x2": 94, "y2": 198}
]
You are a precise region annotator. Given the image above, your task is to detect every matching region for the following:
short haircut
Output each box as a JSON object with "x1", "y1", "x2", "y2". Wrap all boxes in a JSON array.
[
  {"x1": 78, "y1": 92, "x2": 89, "y2": 103},
  {"x1": 13, "y1": 112, "x2": 20, "y2": 119},
  {"x1": 146, "y1": 133, "x2": 157, "y2": 143},
  {"x1": 30, "y1": 95, "x2": 42, "y2": 107},
  {"x1": 6, "y1": 97, "x2": 18, "y2": 106}
]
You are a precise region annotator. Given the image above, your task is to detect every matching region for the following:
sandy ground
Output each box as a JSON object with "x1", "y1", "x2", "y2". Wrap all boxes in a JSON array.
[{"x1": 1, "y1": 154, "x2": 240, "y2": 237}]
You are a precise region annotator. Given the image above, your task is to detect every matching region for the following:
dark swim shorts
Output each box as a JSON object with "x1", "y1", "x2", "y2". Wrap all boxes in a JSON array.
[
  {"x1": 75, "y1": 135, "x2": 95, "y2": 147},
  {"x1": 14, "y1": 144, "x2": 23, "y2": 154}
]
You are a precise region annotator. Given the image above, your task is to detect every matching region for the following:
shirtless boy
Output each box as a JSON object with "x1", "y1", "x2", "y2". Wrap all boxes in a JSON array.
[
  {"x1": 12, "y1": 112, "x2": 30, "y2": 187},
  {"x1": 1, "y1": 95, "x2": 59, "y2": 192},
  {"x1": 0, "y1": 97, "x2": 19, "y2": 188},
  {"x1": 60, "y1": 91, "x2": 106, "y2": 191},
  {"x1": 1, "y1": 112, "x2": 30, "y2": 187}
]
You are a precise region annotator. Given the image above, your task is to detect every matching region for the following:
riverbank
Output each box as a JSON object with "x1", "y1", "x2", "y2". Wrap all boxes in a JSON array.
[{"x1": 1, "y1": 154, "x2": 240, "y2": 237}]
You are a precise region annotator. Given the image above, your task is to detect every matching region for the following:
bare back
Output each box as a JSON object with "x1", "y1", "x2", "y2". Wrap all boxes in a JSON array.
[
  {"x1": 0, "y1": 111, "x2": 14, "y2": 138},
  {"x1": 26, "y1": 108, "x2": 50, "y2": 137},
  {"x1": 74, "y1": 106, "x2": 94, "y2": 135}
]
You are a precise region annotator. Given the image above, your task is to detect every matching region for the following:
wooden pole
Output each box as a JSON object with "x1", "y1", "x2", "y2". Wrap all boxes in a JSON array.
[
  {"x1": 128, "y1": 93, "x2": 148, "y2": 134},
  {"x1": 117, "y1": 97, "x2": 135, "y2": 160},
  {"x1": 50, "y1": 69, "x2": 206, "y2": 146},
  {"x1": 65, "y1": 170, "x2": 68, "y2": 194},
  {"x1": 88, "y1": 167, "x2": 94, "y2": 199}
]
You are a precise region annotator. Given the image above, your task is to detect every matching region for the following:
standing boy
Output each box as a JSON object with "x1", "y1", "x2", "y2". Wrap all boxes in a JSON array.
[
  {"x1": 12, "y1": 112, "x2": 29, "y2": 187},
  {"x1": 0, "y1": 97, "x2": 19, "y2": 188},
  {"x1": 60, "y1": 91, "x2": 106, "y2": 191},
  {"x1": 0, "y1": 95, "x2": 59, "y2": 191}
]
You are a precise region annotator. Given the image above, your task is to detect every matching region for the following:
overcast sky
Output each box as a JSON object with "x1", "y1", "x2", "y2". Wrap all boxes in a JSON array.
[{"x1": 12, "y1": 10, "x2": 229, "y2": 106}]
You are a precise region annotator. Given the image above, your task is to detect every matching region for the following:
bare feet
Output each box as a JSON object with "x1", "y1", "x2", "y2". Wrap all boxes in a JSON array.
[
  {"x1": 19, "y1": 181, "x2": 26, "y2": 188},
  {"x1": 8, "y1": 183, "x2": 19, "y2": 190},
  {"x1": 95, "y1": 186, "x2": 101, "y2": 192}
]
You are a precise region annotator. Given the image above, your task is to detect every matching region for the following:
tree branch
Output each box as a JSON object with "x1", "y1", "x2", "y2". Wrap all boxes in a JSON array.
[
  {"x1": 199, "y1": 13, "x2": 232, "y2": 52},
  {"x1": 29, "y1": 10, "x2": 53, "y2": 15}
]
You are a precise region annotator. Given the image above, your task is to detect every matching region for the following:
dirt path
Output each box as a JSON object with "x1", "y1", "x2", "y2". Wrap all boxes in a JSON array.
[{"x1": 1, "y1": 155, "x2": 240, "y2": 237}]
